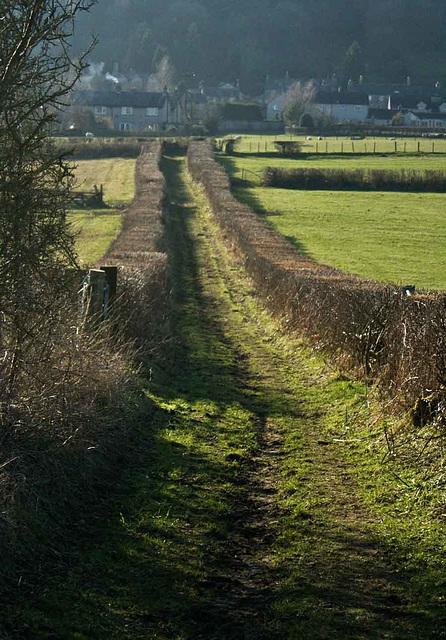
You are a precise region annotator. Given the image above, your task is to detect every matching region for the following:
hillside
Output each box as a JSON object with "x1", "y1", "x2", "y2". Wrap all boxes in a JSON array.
[{"x1": 72, "y1": 0, "x2": 446, "y2": 93}]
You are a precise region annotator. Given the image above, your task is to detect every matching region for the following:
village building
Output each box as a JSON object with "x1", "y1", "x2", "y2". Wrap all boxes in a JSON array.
[
  {"x1": 67, "y1": 89, "x2": 183, "y2": 132},
  {"x1": 310, "y1": 91, "x2": 369, "y2": 123}
]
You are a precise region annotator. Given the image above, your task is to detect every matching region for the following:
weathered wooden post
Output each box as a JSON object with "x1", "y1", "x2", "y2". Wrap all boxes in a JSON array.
[
  {"x1": 88, "y1": 269, "x2": 106, "y2": 323},
  {"x1": 100, "y1": 265, "x2": 118, "y2": 320}
]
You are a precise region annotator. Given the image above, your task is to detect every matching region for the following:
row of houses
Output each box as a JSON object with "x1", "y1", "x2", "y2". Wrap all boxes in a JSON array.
[
  {"x1": 267, "y1": 81, "x2": 446, "y2": 128},
  {"x1": 66, "y1": 75, "x2": 446, "y2": 133},
  {"x1": 68, "y1": 89, "x2": 183, "y2": 132}
]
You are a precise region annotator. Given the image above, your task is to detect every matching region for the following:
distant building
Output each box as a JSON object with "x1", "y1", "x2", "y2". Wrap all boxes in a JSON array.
[
  {"x1": 347, "y1": 80, "x2": 446, "y2": 109},
  {"x1": 67, "y1": 89, "x2": 183, "y2": 132},
  {"x1": 311, "y1": 91, "x2": 369, "y2": 123},
  {"x1": 203, "y1": 82, "x2": 242, "y2": 104},
  {"x1": 266, "y1": 94, "x2": 288, "y2": 120}
]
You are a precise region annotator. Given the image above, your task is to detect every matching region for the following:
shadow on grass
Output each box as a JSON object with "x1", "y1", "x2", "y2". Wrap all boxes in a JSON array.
[{"x1": 8, "y1": 148, "x2": 446, "y2": 640}]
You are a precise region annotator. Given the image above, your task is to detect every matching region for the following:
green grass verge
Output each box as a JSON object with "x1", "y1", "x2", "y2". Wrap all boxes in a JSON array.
[{"x1": 68, "y1": 210, "x2": 122, "y2": 265}]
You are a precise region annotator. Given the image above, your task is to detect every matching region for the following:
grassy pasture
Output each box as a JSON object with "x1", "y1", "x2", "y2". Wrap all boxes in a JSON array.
[
  {"x1": 220, "y1": 146, "x2": 446, "y2": 187},
  {"x1": 68, "y1": 210, "x2": 122, "y2": 265},
  {"x1": 219, "y1": 140, "x2": 446, "y2": 290},
  {"x1": 72, "y1": 158, "x2": 136, "y2": 205},
  {"x1": 69, "y1": 158, "x2": 137, "y2": 263},
  {"x1": 241, "y1": 187, "x2": 446, "y2": 290},
  {"x1": 226, "y1": 133, "x2": 446, "y2": 157}
]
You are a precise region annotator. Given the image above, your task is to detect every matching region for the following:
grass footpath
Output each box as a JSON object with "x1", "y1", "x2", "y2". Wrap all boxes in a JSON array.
[{"x1": 6, "y1": 149, "x2": 446, "y2": 639}]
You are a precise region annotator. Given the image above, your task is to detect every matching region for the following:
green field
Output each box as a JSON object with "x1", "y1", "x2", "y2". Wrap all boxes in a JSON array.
[
  {"x1": 225, "y1": 133, "x2": 446, "y2": 158},
  {"x1": 244, "y1": 187, "x2": 446, "y2": 290},
  {"x1": 69, "y1": 158, "x2": 136, "y2": 263},
  {"x1": 219, "y1": 139, "x2": 446, "y2": 291},
  {"x1": 68, "y1": 211, "x2": 122, "y2": 265},
  {"x1": 72, "y1": 158, "x2": 136, "y2": 205}
]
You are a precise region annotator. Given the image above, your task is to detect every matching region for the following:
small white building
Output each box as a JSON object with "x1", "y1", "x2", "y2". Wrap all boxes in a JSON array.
[{"x1": 266, "y1": 93, "x2": 287, "y2": 120}]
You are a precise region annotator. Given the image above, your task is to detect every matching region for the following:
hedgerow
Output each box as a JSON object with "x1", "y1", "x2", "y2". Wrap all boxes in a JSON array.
[
  {"x1": 0, "y1": 140, "x2": 169, "y2": 601},
  {"x1": 187, "y1": 140, "x2": 446, "y2": 415},
  {"x1": 263, "y1": 166, "x2": 446, "y2": 192}
]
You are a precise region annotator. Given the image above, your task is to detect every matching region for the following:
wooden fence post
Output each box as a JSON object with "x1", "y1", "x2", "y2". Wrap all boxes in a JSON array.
[
  {"x1": 100, "y1": 265, "x2": 118, "y2": 320},
  {"x1": 88, "y1": 269, "x2": 106, "y2": 323}
]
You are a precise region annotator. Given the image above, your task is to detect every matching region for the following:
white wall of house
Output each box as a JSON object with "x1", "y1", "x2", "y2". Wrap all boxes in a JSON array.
[
  {"x1": 266, "y1": 94, "x2": 287, "y2": 120},
  {"x1": 312, "y1": 103, "x2": 369, "y2": 123}
]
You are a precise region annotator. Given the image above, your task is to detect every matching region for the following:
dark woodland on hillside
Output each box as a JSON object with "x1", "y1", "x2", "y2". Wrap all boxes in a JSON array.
[{"x1": 72, "y1": 0, "x2": 446, "y2": 93}]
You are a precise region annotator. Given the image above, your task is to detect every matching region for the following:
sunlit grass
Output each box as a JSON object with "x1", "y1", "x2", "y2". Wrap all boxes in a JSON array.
[
  {"x1": 72, "y1": 158, "x2": 136, "y2": 205},
  {"x1": 68, "y1": 210, "x2": 122, "y2": 265},
  {"x1": 237, "y1": 186, "x2": 446, "y2": 290},
  {"x1": 222, "y1": 133, "x2": 446, "y2": 159},
  {"x1": 218, "y1": 142, "x2": 446, "y2": 290}
]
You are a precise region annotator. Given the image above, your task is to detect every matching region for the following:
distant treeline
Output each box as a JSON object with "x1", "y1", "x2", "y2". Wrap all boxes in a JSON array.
[
  {"x1": 263, "y1": 167, "x2": 446, "y2": 192},
  {"x1": 72, "y1": 0, "x2": 446, "y2": 93}
]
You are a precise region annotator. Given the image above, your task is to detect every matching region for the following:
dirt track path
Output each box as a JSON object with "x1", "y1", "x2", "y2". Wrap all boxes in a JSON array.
[
  {"x1": 11, "y1": 149, "x2": 445, "y2": 639},
  {"x1": 157, "y1": 151, "x2": 441, "y2": 639}
]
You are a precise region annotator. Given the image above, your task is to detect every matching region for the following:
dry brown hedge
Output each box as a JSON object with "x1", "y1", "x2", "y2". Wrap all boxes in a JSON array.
[
  {"x1": 0, "y1": 140, "x2": 169, "y2": 602},
  {"x1": 187, "y1": 140, "x2": 446, "y2": 412},
  {"x1": 102, "y1": 140, "x2": 170, "y2": 353}
]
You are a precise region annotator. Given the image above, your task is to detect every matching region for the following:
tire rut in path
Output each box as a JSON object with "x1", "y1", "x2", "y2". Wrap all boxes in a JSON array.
[
  {"x1": 163, "y1": 151, "x2": 286, "y2": 639},
  {"x1": 162, "y1": 150, "x2": 441, "y2": 639}
]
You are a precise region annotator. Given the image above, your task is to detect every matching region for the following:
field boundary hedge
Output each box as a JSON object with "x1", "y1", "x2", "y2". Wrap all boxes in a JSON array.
[
  {"x1": 101, "y1": 139, "x2": 170, "y2": 353},
  {"x1": 187, "y1": 140, "x2": 446, "y2": 415},
  {"x1": 0, "y1": 140, "x2": 169, "y2": 611},
  {"x1": 263, "y1": 166, "x2": 446, "y2": 192}
]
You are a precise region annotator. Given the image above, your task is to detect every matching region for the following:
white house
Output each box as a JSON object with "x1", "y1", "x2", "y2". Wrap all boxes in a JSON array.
[
  {"x1": 311, "y1": 91, "x2": 369, "y2": 123},
  {"x1": 266, "y1": 93, "x2": 287, "y2": 120}
]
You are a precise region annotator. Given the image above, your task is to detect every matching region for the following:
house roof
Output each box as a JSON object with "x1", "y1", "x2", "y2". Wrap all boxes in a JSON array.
[
  {"x1": 388, "y1": 95, "x2": 436, "y2": 110},
  {"x1": 71, "y1": 90, "x2": 168, "y2": 108},
  {"x1": 204, "y1": 84, "x2": 240, "y2": 99},
  {"x1": 313, "y1": 91, "x2": 369, "y2": 106},
  {"x1": 347, "y1": 82, "x2": 446, "y2": 99},
  {"x1": 368, "y1": 108, "x2": 397, "y2": 120},
  {"x1": 408, "y1": 111, "x2": 446, "y2": 121}
]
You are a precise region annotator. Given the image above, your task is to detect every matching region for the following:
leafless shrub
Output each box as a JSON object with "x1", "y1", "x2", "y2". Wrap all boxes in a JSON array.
[{"x1": 0, "y1": 139, "x2": 170, "y2": 588}]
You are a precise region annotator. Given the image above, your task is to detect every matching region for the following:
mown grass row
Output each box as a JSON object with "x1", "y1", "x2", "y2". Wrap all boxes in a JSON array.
[
  {"x1": 188, "y1": 140, "x2": 446, "y2": 417},
  {"x1": 263, "y1": 166, "x2": 446, "y2": 192}
]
